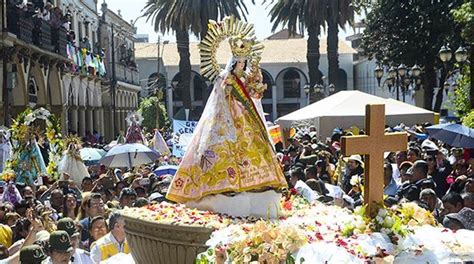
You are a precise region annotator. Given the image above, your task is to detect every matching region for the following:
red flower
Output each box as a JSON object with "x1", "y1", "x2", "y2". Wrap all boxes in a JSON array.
[
  {"x1": 335, "y1": 238, "x2": 348, "y2": 247},
  {"x1": 289, "y1": 188, "x2": 298, "y2": 195},
  {"x1": 283, "y1": 200, "x2": 293, "y2": 210},
  {"x1": 315, "y1": 232, "x2": 324, "y2": 241}
]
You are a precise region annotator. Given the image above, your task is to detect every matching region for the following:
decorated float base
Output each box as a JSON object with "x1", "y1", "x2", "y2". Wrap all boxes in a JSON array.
[
  {"x1": 122, "y1": 214, "x2": 214, "y2": 264},
  {"x1": 122, "y1": 197, "x2": 474, "y2": 264}
]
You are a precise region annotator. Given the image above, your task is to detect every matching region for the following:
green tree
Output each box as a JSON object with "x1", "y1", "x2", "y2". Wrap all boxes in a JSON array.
[
  {"x1": 462, "y1": 110, "x2": 474, "y2": 128},
  {"x1": 451, "y1": 0, "x2": 474, "y2": 109},
  {"x1": 447, "y1": 65, "x2": 471, "y2": 118},
  {"x1": 138, "y1": 96, "x2": 170, "y2": 131},
  {"x1": 326, "y1": 0, "x2": 354, "y2": 89},
  {"x1": 451, "y1": 0, "x2": 474, "y2": 43},
  {"x1": 266, "y1": 0, "x2": 327, "y2": 86},
  {"x1": 143, "y1": 0, "x2": 251, "y2": 112},
  {"x1": 361, "y1": 0, "x2": 464, "y2": 111}
]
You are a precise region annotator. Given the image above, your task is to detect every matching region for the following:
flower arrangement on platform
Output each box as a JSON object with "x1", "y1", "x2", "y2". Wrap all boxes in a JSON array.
[
  {"x1": 122, "y1": 202, "x2": 247, "y2": 229},
  {"x1": 342, "y1": 202, "x2": 436, "y2": 241},
  {"x1": 0, "y1": 169, "x2": 15, "y2": 182},
  {"x1": 122, "y1": 193, "x2": 474, "y2": 263},
  {"x1": 7, "y1": 108, "x2": 64, "y2": 182},
  {"x1": 196, "y1": 221, "x2": 307, "y2": 264}
]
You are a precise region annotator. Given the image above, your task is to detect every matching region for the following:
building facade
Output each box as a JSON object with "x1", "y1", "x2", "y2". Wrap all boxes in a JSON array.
[
  {"x1": 136, "y1": 32, "x2": 355, "y2": 121},
  {"x1": 0, "y1": 0, "x2": 139, "y2": 141},
  {"x1": 99, "y1": 2, "x2": 140, "y2": 141}
]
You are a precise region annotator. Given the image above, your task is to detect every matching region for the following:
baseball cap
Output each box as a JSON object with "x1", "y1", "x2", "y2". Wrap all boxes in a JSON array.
[
  {"x1": 19, "y1": 245, "x2": 47, "y2": 264},
  {"x1": 48, "y1": 231, "x2": 73, "y2": 253},
  {"x1": 57, "y1": 218, "x2": 80, "y2": 238}
]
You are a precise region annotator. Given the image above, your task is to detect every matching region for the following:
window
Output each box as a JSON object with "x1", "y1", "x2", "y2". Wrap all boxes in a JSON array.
[
  {"x1": 283, "y1": 69, "x2": 301, "y2": 98},
  {"x1": 28, "y1": 77, "x2": 38, "y2": 107},
  {"x1": 261, "y1": 70, "x2": 273, "y2": 99}
]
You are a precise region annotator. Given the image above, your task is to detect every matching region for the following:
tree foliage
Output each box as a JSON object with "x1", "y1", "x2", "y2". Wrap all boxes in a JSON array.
[
  {"x1": 447, "y1": 65, "x2": 471, "y2": 118},
  {"x1": 451, "y1": 0, "x2": 474, "y2": 43},
  {"x1": 138, "y1": 96, "x2": 170, "y2": 132},
  {"x1": 360, "y1": 0, "x2": 464, "y2": 110},
  {"x1": 462, "y1": 110, "x2": 474, "y2": 128}
]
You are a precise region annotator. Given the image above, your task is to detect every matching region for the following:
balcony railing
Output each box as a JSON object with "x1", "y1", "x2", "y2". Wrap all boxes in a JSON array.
[
  {"x1": 115, "y1": 63, "x2": 140, "y2": 86},
  {"x1": 6, "y1": 4, "x2": 68, "y2": 57}
]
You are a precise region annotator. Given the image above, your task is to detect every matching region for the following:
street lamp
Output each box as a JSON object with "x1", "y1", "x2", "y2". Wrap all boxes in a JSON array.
[
  {"x1": 437, "y1": 44, "x2": 469, "y2": 93},
  {"x1": 411, "y1": 64, "x2": 421, "y2": 77},
  {"x1": 304, "y1": 83, "x2": 311, "y2": 105},
  {"x1": 438, "y1": 45, "x2": 452, "y2": 63},
  {"x1": 328, "y1": 84, "x2": 336, "y2": 94},
  {"x1": 374, "y1": 63, "x2": 419, "y2": 102},
  {"x1": 454, "y1": 46, "x2": 468, "y2": 63},
  {"x1": 397, "y1": 63, "x2": 407, "y2": 77}
]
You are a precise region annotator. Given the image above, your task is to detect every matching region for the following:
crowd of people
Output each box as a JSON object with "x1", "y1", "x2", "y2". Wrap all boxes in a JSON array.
[
  {"x1": 277, "y1": 123, "x2": 474, "y2": 231},
  {"x1": 0, "y1": 121, "x2": 472, "y2": 263}
]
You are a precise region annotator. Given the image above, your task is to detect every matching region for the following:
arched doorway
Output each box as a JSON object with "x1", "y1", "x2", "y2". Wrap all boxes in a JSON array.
[
  {"x1": 282, "y1": 69, "x2": 301, "y2": 98},
  {"x1": 275, "y1": 67, "x2": 308, "y2": 116},
  {"x1": 171, "y1": 71, "x2": 207, "y2": 120},
  {"x1": 336, "y1": 69, "x2": 348, "y2": 92},
  {"x1": 28, "y1": 77, "x2": 38, "y2": 108}
]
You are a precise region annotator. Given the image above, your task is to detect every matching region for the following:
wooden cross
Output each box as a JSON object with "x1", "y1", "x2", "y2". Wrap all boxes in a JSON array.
[{"x1": 341, "y1": 104, "x2": 407, "y2": 217}]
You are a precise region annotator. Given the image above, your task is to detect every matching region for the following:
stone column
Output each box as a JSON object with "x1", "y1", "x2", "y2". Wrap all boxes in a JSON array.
[
  {"x1": 70, "y1": 107, "x2": 78, "y2": 134},
  {"x1": 272, "y1": 84, "x2": 277, "y2": 120},
  {"x1": 61, "y1": 107, "x2": 68, "y2": 136},
  {"x1": 167, "y1": 87, "x2": 173, "y2": 119},
  {"x1": 115, "y1": 110, "x2": 121, "y2": 137},
  {"x1": 93, "y1": 108, "x2": 100, "y2": 134},
  {"x1": 78, "y1": 107, "x2": 86, "y2": 137},
  {"x1": 86, "y1": 108, "x2": 93, "y2": 134}
]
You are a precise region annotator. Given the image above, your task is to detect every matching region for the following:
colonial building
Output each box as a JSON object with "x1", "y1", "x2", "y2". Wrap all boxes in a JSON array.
[
  {"x1": 99, "y1": 2, "x2": 140, "y2": 141},
  {"x1": 135, "y1": 31, "x2": 355, "y2": 121},
  {"x1": 0, "y1": 0, "x2": 139, "y2": 141}
]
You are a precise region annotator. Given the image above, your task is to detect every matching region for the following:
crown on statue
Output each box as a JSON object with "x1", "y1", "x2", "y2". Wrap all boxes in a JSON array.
[{"x1": 229, "y1": 36, "x2": 254, "y2": 59}]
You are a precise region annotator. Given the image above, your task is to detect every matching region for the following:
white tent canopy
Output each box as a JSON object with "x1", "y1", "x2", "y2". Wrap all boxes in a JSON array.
[{"x1": 276, "y1": 91, "x2": 435, "y2": 139}]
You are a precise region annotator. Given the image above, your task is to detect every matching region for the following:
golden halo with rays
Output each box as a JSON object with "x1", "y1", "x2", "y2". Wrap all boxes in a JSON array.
[{"x1": 199, "y1": 16, "x2": 264, "y2": 82}]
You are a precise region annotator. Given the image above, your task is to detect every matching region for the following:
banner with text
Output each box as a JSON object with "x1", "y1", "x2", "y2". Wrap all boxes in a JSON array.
[{"x1": 172, "y1": 119, "x2": 198, "y2": 157}]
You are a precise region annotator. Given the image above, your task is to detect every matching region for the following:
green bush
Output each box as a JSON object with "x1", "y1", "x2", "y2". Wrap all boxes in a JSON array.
[
  {"x1": 462, "y1": 110, "x2": 474, "y2": 128},
  {"x1": 138, "y1": 96, "x2": 170, "y2": 132}
]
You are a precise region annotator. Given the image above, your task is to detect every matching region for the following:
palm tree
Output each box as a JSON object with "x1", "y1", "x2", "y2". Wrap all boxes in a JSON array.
[
  {"x1": 267, "y1": 0, "x2": 327, "y2": 87},
  {"x1": 142, "y1": 0, "x2": 251, "y2": 113},
  {"x1": 326, "y1": 0, "x2": 354, "y2": 90}
]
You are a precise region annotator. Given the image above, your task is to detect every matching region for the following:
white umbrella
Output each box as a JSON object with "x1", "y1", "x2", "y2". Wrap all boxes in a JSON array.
[
  {"x1": 99, "y1": 143, "x2": 159, "y2": 168},
  {"x1": 80, "y1": 148, "x2": 105, "y2": 163}
]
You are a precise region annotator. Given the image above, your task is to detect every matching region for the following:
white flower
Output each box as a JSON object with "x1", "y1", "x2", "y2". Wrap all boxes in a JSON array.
[
  {"x1": 380, "y1": 228, "x2": 391, "y2": 234},
  {"x1": 383, "y1": 216, "x2": 394, "y2": 227},
  {"x1": 377, "y1": 209, "x2": 388, "y2": 218},
  {"x1": 350, "y1": 175, "x2": 361, "y2": 186},
  {"x1": 24, "y1": 114, "x2": 34, "y2": 125},
  {"x1": 375, "y1": 216, "x2": 384, "y2": 224}
]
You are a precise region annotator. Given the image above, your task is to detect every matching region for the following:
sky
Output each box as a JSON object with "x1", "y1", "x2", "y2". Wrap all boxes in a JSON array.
[{"x1": 106, "y1": 0, "x2": 358, "y2": 43}]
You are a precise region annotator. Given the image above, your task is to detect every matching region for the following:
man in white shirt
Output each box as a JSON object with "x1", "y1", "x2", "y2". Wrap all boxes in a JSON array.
[
  {"x1": 44, "y1": 230, "x2": 73, "y2": 264},
  {"x1": 90, "y1": 211, "x2": 129, "y2": 263}
]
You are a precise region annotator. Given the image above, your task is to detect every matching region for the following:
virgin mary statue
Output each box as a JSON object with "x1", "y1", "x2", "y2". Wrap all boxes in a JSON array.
[{"x1": 167, "y1": 17, "x2": 287, "y2": 217}]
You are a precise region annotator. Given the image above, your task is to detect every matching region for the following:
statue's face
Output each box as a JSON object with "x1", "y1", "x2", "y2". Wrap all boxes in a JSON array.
[{"x1": 235, "y1": 59, "x2": 245, "y2": 71}]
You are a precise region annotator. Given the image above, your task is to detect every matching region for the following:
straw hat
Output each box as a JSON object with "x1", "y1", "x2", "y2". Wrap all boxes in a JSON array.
[{"x1": 343, "y1": 154, "x2": 364, "y2": 167}]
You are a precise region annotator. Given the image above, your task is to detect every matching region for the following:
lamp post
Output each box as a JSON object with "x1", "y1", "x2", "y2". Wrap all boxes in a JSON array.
[
  {"x1": 437, "y1": 44, "x2": 469, "y2": 93},
  {"x1": 374, "y1": 63, "x2": 421, "y2": 102},
  {"x1": 153, "y1": 37, "x2": 169, "y2": 130},
  {"x1": 304, "y1": 81, "x2": 336, "y2": 105}
]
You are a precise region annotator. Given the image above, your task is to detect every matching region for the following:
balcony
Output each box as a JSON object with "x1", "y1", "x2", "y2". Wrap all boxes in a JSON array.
[
  {"x1": 115, "y1": 63, "x2": 140, "y2": 86},
  {"x1": 6, "y1": 4, "x2": 68, "y2": 58}
]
